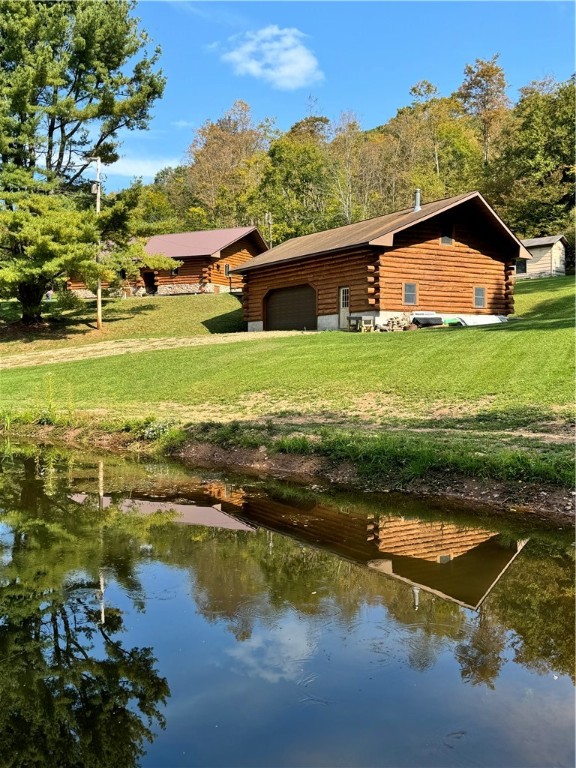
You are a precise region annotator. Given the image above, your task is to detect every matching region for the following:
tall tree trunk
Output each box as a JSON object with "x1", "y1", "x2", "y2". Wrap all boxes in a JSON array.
[{"x1": 17, "y1": 280, "x2": 47, "y2": 324}]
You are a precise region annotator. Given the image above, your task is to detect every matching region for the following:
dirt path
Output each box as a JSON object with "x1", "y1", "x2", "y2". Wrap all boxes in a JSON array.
[{"x1": 0, "y1": 331, "x2": 307, "y2": 370}]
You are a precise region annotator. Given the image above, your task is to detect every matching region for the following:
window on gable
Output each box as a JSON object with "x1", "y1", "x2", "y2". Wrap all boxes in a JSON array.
[
  {"x1": 440, "y1": 223, "x2": 454, "y2": 245},
  {"x1": 474, "y1": 286, "x2": 486, "y2": 308},
  {"x1": 403, "y1": 282, "x2": 417, "y2": 305}
]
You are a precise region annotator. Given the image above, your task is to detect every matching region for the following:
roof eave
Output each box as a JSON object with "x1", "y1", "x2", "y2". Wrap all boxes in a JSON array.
[
  {"x1": 213, "y1": 227, "x2": 269, "y2": 258},
  {"x1": 230, "y1": 242, "x2": 370, "y2": 274}
]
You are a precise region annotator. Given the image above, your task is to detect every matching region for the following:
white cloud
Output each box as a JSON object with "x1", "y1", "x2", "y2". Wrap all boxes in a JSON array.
[
  {"x1": 221, "y1": 25, "x2": 324, "y2": 91},
  {"x1": 105, "y1": 156, "x2": 181, "y2": 180},
  {"x1": 171, "y1": 119, "x2": 195, "y2": 130},
  {"x1": 227, "y1": 618, "x2": 316, "y2": 683}
]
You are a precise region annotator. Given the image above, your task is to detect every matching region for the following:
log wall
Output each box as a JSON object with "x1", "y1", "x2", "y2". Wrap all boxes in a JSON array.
[
  {"x1": 243, "y1": 248, "x2": 374, "y2": 322},
  {"x1": 378, "y1": 214, "x2": 515, "y2": 315},
  {"x1": 155, "y1": 257, "x2": 208, "y2": 288},
  {"x1": 210, "y1": 239, "x2": 264, "y2": 290}
]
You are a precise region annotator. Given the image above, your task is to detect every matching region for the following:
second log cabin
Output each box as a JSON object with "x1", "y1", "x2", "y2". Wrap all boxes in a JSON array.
[
  {"x1": 68, "y1": 226, "x2": 268, "y2": 297},
  {"x1": 232, "y1": 192, "x2": 531, "y2": 331}
]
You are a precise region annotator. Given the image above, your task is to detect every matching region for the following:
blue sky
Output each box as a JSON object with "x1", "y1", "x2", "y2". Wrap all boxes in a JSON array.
[{"x1": 102, "y1": 1, "x2": 575, "y2": 191}]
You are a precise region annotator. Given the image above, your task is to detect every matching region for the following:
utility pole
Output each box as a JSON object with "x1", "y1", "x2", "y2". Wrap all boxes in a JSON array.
[
  {"x1": 87, "y1": 157, "x2": 102, "y2": 330},
  {"x1": 264, "y1": 211, "x2": 273, "y2": 248}
]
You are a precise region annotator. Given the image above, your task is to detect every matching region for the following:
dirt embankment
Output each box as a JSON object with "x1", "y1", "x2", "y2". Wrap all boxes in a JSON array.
[
  {"x1": 178, "y1": 442, "x2": 575, "y2": 528},
  {"x1": 6, "y1": 423, "x2": 575, "y2": 528}
]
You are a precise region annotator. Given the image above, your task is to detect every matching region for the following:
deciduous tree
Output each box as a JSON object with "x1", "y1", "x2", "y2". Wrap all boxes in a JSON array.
[{"x1": 456, "y1": 54, "x2": 510, "y2": 165}]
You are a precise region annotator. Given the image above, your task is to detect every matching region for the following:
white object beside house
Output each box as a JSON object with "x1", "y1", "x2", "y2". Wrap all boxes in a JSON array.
[{"x1": 516, "y1": 235, "x2": 567, "y2": 278}]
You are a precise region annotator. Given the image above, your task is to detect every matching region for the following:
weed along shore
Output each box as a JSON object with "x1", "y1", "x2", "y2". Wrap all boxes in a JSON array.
[{"x1": 3, "y1": 415, "x2": 574, "y2": 528}]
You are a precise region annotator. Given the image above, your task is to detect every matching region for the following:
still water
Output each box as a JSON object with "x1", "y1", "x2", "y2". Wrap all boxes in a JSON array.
[{"x1": 0, "y1": 444, "x2": 574, "y2": 768}]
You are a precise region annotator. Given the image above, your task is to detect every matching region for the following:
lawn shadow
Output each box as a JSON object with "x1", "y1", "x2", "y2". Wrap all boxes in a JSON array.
[
  {"x1": 202, "y1": 307, "x2": 246, "y2": 334},
  {"x1": 401, "y1": 405, "x2": 574, "y2": 433},
  {"x1": 0, "y1": 300, "x2": 160, "y2": 345}
]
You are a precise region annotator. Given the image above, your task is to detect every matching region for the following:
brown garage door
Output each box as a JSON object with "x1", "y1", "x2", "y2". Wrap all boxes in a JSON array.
[{"x1": 265, "y1": 285, "x2": 317, "y2": 331}]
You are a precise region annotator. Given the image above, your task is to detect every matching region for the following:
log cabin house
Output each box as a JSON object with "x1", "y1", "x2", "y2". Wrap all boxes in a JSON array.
[
  {"x1": 231, "y1": 192, "x2": 531, "y2": 331},
  {"x1": 68, "y1": 226, "x2": 268, "y2": 297}
]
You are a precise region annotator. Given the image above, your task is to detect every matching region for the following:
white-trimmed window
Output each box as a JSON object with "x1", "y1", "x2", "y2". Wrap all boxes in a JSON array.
[
  {"x1": 474, "y1": 286, "x2": 486, "y2": 308},
  {"x1": 515, "y1": 259, "x2": 527, "y2": 275},
  {"x1": 403, "y1": 282, "x2": 417, "y2": 305}
]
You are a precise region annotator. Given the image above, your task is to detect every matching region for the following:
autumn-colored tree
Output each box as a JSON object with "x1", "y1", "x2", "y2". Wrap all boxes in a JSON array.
[
  {"x1": 186, "y1": 101, "x2": 274, "y2": 228},
  {"x1": 456, "y1": 54, "x2": 511, "y2": 165}
]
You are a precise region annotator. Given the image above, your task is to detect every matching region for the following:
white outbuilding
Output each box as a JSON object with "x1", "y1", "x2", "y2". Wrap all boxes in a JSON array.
[{"x1": 516, "y1": 235, "x2": 567, "y2": 278}]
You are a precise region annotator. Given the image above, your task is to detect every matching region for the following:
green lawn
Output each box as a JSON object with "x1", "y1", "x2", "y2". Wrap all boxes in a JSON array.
[
  {"x1": 1, "y1": 277, "x2": 574, "y2": 426},
  {"x1": 0, "y1": 293, "x2": 245, "y2": 355},
  {"x1": 2, "y1": 276, "x2": 573, "y2": 488}
]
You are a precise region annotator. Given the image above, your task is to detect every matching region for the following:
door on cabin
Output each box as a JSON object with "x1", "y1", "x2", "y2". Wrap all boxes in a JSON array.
[
  {"x1": 339, "y1": 286, "x2": 350, "y2": 329},
  {"x1": 142, "y1": 271, "x2": 157, "y2": 294}
]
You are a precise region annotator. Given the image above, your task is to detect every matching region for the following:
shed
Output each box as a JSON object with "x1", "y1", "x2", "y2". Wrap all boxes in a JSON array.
[
  {"x1": 516, "y1": 235, "x2": 567, "y2": 279},
  {"x1": 231, "y1": 192, "x2": 530, "y2": 331}
]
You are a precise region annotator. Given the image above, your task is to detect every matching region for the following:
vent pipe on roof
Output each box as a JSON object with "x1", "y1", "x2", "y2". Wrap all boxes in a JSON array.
[{"x1": 414, "y1": 189, "x2": 421, "y2": 212}]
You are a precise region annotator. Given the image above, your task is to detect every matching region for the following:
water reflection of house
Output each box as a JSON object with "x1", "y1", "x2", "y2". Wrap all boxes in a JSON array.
[
  {"x1": 368, "y1": 515, "x2": 527, "y2": 610},
  {"x1": 230, "y1": 495, "x2": 527, "y2": 611}
]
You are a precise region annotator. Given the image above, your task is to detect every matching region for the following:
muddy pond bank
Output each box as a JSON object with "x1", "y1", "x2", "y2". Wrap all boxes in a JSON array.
[
  {"x1": 176, "y1": 441, "x2": 575, "y2": 529},
  {"x1": 4, "y1": 420, "x2": 575, "y2": 528}
]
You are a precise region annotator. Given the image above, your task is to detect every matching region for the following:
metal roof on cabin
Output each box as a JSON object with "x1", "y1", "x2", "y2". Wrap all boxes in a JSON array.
[
  {"x1": 231, "y1": 191, "x2": 500, "y2": 273},
  {"x1": 521, "y1": 235, "x2": 566, "y2": 248},
  {"x1": 145, "y1": 227, "x2": 264, "y2": 259}
]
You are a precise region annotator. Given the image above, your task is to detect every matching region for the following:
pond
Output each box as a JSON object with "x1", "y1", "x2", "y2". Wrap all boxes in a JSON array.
[{"x1": 0, "y1": 443, "x2": 574, "y2": 768}]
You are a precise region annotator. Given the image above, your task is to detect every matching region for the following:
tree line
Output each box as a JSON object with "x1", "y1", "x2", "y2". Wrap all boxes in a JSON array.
[
  {"x1": 0, "y1": 1, "x2": 573, "y2": 324},
  {"x1": 138, "y1": 64, "x2": 574, "y2": 257}
]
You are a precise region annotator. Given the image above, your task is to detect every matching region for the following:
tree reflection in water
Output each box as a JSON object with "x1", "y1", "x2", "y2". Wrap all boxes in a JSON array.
[
  {"x1": 0, "y1": 453, "x2": 170, "y2": 768},
  {"x1": 0, "y1": 444, "x2": 574, "y2": 767}
]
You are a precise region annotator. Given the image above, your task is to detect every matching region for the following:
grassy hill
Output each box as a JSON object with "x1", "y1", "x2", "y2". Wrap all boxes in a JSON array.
[
  {"x1": 1, "y1": 276, "x2": 573, "y2": 418},
  {"x1": 0, "y1": 293, "x2": 246, "y2": 355},
  {"x1": 1, "y1": 276, "x2": 573, "y2": 489}
]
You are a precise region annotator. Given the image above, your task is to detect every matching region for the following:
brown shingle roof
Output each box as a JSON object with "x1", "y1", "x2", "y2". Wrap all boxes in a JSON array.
[
  {"x1": 232, "y1": 191, "x2": 530, "y2": 272},
  {"x1": 145, "y1": 226, "x2": 266, "y2": 259}
]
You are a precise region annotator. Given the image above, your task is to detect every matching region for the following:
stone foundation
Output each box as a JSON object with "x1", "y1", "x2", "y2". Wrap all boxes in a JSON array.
[
  {"x1": 317, "y1": 314, "x2": 339, "y2": 331},
  {"x1": 156, "y1": 283, "x2": 214, "y2": 296}
]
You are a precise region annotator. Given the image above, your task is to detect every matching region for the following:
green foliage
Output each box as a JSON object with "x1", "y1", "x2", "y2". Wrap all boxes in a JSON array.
[
  {"x1": 0, "y1": 0, "x2": 165, "y2": 177},
  {"x1": 0, "y1": 0, "x2": 165, "y2": 322},
  {"x1": 0, "y1": 184, "x2": 100, "y2": 321},
  {"x1": 489, "y1": 77, "x2": 575, "y2": 239},
  {"x1": 259, "y1": 130, "x2": 335, "y2": 241}
]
